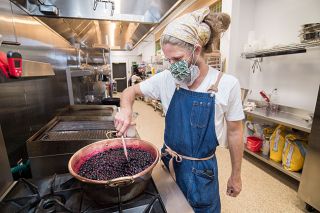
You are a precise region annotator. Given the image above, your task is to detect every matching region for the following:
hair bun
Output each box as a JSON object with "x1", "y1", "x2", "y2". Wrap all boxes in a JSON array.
[{"x1": 203, "y1": 12, "x2": 231, "y2": 53}]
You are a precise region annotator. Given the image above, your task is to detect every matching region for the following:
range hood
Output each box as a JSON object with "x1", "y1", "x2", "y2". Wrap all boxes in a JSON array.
[{"x1": 11, "y1": 0, "x2": 184, "y2": 50}]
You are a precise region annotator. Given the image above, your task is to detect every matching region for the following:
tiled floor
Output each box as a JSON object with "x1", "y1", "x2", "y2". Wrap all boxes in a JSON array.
[{"x1": 132, "y1": 99, "x2": 311, "y2": 213}]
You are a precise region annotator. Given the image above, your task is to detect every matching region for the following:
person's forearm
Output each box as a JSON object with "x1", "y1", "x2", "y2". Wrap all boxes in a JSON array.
[
  {"x1": 120, "y1": 87, "x2": 135, "y2": 111},
  {"x1": 115, "y1": 85, "x2": 142, "y2": 135},
  {"x1": 120, "y1": 84, "x2": 141, "y2": 111},
  {"x1": 227, "y1": 127, "x2": 244, "y2": 177}
]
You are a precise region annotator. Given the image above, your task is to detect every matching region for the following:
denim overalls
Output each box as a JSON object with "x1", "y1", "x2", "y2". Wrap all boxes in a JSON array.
[{"x1": 161, "y1": 72, "x2": 223, "y2": 213}]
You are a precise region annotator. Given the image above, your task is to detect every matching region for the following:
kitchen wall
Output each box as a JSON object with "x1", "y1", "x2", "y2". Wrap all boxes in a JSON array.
[
  {"x1": 224, "y1": 0, "x2": 320, "y2": 112},
  {"x1": 110, "y1": 50, "x2": 142, "y2": 86},
  {"x1": 134, "y1": 33, "x2": 156, "y2": 63},
  {"x1": 0, "y1": 0, "x2": 77, "y2": 166}
]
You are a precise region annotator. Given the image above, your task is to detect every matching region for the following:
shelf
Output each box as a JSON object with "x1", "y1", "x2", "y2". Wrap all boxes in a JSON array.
[
  {"x1": 244, "y1": 147, "x2": 301, "y2": 181},
  {"x1": 245, "y1": 108, "x2": 312, "y2": 133},
  {"x1": 69, "y1": 70, "x2": 94, "y2": 77},
  {"x1": 241, "y1": 40, "x2": 320, "y2": 59}
]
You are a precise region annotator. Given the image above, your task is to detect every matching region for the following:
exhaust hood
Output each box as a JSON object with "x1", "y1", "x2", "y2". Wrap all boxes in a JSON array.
[{"x1": 10, "y1": 0, "x2": 185, "y2": 50}]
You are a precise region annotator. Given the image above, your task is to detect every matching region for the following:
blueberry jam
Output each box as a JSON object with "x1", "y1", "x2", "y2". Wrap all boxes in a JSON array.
[{"x1": 78, "y1": 148, "x2": 155, "y2": 180}]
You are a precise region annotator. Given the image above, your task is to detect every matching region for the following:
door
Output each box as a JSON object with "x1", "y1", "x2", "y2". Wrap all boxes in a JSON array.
[{"x1": 112, "y1": 63, "x2": 127, "y2": 92}]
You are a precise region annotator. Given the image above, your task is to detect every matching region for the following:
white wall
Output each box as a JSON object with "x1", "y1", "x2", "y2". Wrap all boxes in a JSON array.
[
  {"x1": 227, "y1": 0, "x2": 320, "y2": 112},
  {"x1": 134, "y1": 33, "x2": 156, "y2": 63},
  {"x1": 221, "y1": 0, "x2": 255, "y2": 88},
  {"x1": 110, "y1": 51, "x2": 142, "y2": 85}
]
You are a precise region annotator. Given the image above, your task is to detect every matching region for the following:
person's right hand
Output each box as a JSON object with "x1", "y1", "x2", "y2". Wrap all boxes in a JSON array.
[{"x1": 114, "y1": 107, "x2": 132, "y2": 137}]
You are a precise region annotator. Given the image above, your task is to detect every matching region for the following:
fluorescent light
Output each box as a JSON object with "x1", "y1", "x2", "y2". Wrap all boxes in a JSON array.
[
  {"x1": 108, "y1": 22, "x2": 116, "y2": 47},
  {"x1": 105, "y1": 35, "x2": 109, "y2": 45}
]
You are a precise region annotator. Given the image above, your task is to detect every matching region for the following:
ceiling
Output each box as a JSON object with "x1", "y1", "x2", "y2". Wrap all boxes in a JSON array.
[{"x1": 11, "y1": 0, "x2": 184, "y2": 50}]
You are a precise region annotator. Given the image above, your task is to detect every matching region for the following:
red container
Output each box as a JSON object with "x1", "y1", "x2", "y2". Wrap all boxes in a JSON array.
[{"x1": 246, "y1": 136, "x2": 263, "y2": 152}]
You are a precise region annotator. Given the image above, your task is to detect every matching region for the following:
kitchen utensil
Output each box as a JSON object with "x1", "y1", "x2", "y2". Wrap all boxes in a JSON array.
[
  {"x1": 259, "y1": 90, "x2": 270, "y2": 103},
  {"x1": 85, "y1": 94, "x2": 95, "y2": 103},
  {"x1": 240, "y1": 88, "x2": 249, "y2": 104},
  {"x1": 121, "y1": 135, "x2": 129, "y2": 161},
  {"x1": 251, "y1": 58, "x2": 262, "y2": 73},
  {"x1": 118, "y1": 108, "x2": 129, "y2": 161},
  {"x1": 68, "y1": 138, "x2": 160, "y2": 204}
]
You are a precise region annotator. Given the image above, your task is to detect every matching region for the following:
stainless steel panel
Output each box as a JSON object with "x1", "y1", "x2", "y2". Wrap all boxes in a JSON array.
[
  {"x1": 298, "y1": 86, "x2": 320, "y2": 211},
  {"x1": 29, "y1": 154, "x2": 73, "y2": 178},
  {"x1": 10, "y1": 0, "x2": 184, "y2": 50},
  {"x1": 26, "y1": 115, "x2": 116, "y2": 178},
  {"x1": 0, "y1": 126, "x2": 13, "y2": 197},
  {"x1": 59, "y1": 104, "x2": 117, "y2": 117},
  {"x1": 51, "y1": 120, "x2": 114, "y2": 131},
  {"x1": 0, "y1": 0, "x2": 78, "y2": 165},
  {"x1": 39, "y1": 17, "x2": 154, "y2": 51},
  {"x1": 22, "y1": 59, "x2": 55, "y2": 77},
  {"x1": 152, "y1": 163, "x2": 194, "y2": 213},
  {"x1": 12, "y1": 0, "x2": 172, "y2": 23},
  {"x1": 0, "y1": 0, "x2": 16, "y2": 44},
  {"x1": 40, "y1": 130, "x2": 110, "y2": 141}
]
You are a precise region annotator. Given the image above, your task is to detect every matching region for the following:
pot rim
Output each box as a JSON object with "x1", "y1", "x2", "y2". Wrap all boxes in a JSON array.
[{"x1": 68, "y1": 138, "x2": 160, "y2": 185}]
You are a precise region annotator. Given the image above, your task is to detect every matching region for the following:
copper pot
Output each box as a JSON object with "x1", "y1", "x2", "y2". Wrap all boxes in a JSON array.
[{"x1": 68, "y1": 138, "x2": 160, "y2": 204}]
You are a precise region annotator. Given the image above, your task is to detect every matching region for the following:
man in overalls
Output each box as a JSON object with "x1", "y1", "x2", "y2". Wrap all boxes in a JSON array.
[{"x1": 115, "y1": 7, "x2": 244, "y2": 213}]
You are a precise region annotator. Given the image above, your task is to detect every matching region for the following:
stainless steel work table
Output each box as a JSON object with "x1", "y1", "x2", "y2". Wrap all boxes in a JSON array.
[{"x1": 152, "y1": 163, "x2": 194, "y2": 213}]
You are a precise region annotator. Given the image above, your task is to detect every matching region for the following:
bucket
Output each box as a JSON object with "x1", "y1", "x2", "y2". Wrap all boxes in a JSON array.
[{"x1": 247, "y1": 136, "x2": 263, "y2": 152}]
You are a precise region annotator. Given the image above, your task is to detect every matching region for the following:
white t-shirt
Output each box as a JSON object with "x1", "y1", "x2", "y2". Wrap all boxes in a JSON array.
[{"x1": 139, "y1": 66, "x2": 245, "y2": 147}]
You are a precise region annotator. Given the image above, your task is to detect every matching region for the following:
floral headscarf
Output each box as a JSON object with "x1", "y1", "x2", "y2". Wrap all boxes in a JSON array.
[{"x1": 162, "y1": 7, "x2": 211, "y2": 46}]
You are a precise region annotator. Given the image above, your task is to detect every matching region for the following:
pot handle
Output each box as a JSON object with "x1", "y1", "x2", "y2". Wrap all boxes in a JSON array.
[{"x1": 105, "y1": 176, "x2": 135, "y2": 187}]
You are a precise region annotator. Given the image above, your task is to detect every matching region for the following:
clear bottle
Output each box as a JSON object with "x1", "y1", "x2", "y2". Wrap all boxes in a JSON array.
[{"x1": 270, "y1": 88, "x2": 279, "y2": 114}]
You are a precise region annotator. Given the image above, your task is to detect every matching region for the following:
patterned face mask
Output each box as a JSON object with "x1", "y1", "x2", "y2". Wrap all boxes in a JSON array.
[
  {"x1": 169, "y1": 49, "x2": 200, "y2": 85},
  {"x1": 169, "y1": 59, "x2": 191, "y2": 82}
]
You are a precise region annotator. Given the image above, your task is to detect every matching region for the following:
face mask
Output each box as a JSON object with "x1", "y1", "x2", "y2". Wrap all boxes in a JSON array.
[{"x1": 169, "y1": 48, "x2": 200, "y2": 86}]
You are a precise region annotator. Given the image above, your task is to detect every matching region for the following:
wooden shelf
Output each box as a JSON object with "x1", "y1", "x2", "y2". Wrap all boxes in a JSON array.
[
  {"x1": 245, "y1": 108, "x2": 312, "y2": 133},
  {"x1": 244, "y1": 147, "x2": 301, "y2": 181}
]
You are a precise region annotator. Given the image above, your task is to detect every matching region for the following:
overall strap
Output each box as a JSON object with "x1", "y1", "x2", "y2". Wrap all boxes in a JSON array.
[
  {"x1": 162, "y1": 143, "x2": 215, "y2": 180},
  {"x1": 207, "y1": 71, "x2": 223, "y2": 95}
]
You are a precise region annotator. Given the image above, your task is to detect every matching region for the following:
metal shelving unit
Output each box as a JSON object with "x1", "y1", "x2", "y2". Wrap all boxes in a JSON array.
[
  {"x1": 244, "y1": 106, "x2": 312, "y2": 181},
  {"x1": 241, "y1": 40, "x2": 320, "y2": 59},
  {"x1": 245, "y1": 108, "x2": 312, "y2": 133},
  {"x1": 244, "y1": 147, "x2": 301, "y2": 181}
]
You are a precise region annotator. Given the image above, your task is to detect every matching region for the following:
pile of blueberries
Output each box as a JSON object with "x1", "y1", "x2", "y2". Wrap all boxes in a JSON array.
[{"x1": 78, "y1": 148, "x2": 155, "y2": 180}]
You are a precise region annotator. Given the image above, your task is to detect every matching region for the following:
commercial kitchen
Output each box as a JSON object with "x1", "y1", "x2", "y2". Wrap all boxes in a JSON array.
[{"x1": 0, "y1": 0, "x2": 319, "y2": 212}]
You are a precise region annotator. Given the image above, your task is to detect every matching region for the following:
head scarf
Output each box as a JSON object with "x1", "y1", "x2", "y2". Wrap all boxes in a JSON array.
[{"x1": 162, "y1": 7, "x2": 211, "y2": 46}]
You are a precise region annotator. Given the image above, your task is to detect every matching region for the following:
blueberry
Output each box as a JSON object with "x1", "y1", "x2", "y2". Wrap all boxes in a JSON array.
[{"x1": 78, "y1": 148, "x2": 155, "y2": 180}]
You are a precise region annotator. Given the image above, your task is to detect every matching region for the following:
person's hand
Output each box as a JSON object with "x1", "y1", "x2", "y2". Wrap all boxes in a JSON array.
[
  {"x1": 114, "y1": 108, "x2": 132, "y2": 136},
  {"x1": 226, "y1": 175, "x2": 242, "y2": 197}
]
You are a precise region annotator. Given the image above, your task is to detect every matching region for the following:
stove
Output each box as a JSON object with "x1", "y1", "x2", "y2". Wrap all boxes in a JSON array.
[
  {"x1": 26, "y1": 116, "x2": 120, "y2": 178},
  {"x1": 0, "y1": 173, "x2": 166, "y2": 213}
]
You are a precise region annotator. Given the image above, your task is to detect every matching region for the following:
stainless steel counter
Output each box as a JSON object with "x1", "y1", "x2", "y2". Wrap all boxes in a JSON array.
[
  {"x1": 245, "y1": 107, "x2": 312, "y2": 133},
  {"x1": 152, "y1": 163, "x2": 194, "y2": 213}
]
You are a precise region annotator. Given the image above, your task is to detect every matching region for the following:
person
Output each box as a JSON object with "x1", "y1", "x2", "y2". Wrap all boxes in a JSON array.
[
  {"x1": 129, "y1": 65, "x2": 142, "y2": 86},
  {"x1": 137, "y1": 63, "x2": 147, "y2": 79},
  {"x1": 115, "y1": 7, "x2": 244, "y2": 213}
]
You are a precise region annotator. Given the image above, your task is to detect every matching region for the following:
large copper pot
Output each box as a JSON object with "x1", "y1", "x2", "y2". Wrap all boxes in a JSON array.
[{"x1": 68, "y1": 138, "x2": 160, "y2": 204}]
